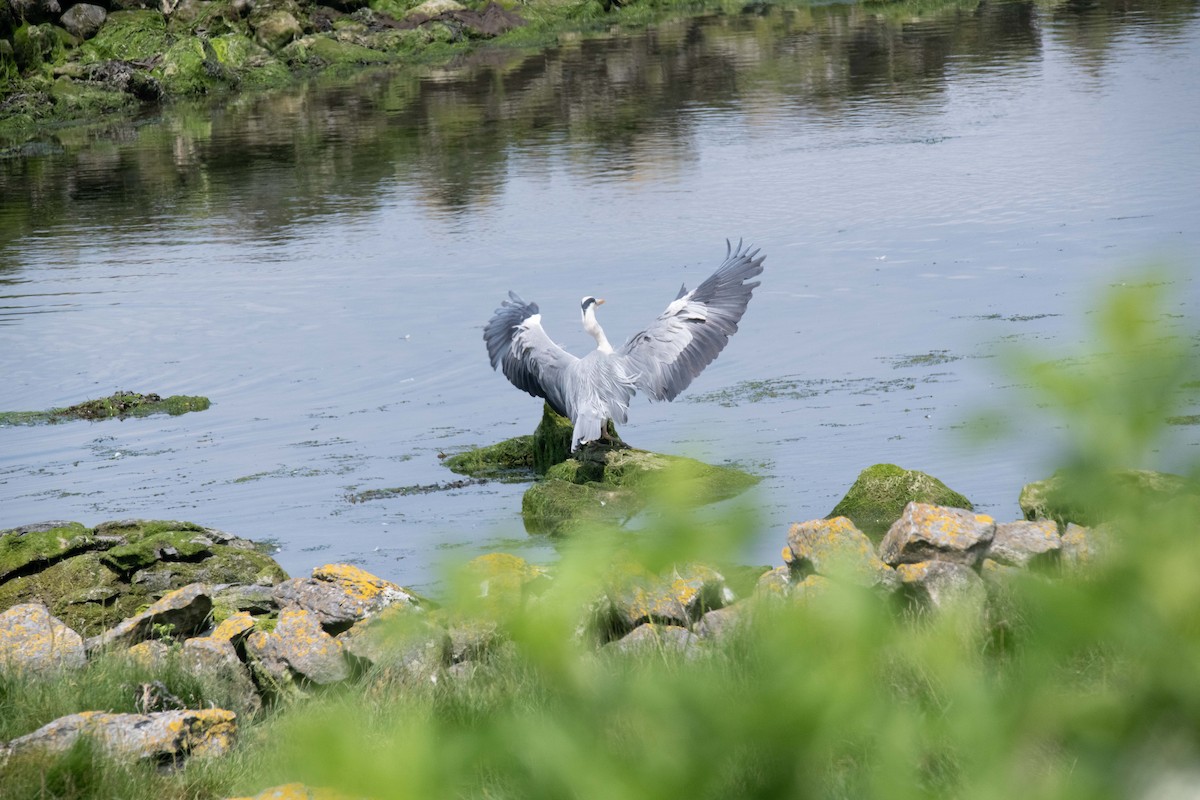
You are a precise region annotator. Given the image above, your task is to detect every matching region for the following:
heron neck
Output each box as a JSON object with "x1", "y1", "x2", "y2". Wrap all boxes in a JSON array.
[{"x1": 583, "y1": 311, "x2": 614, "y2": 354}]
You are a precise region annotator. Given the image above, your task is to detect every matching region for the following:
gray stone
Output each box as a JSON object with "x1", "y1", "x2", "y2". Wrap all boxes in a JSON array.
[
  {"x1": 879, "y1": 503, "x2": 995, "y2": 567},
  {"x1": 60, "y1": 3, "x2": 106, "y2": 38},
  {"x1": 182, "y1": 636, "x2": 262, "y2": 716},
  {"x1": 0, "y1": 603, "x2": 85, "y2": 674},
  {"x1": 273, "y1": 563, "x2": 420, "y2": 633},
  {"x1": 85, "y1": 582, "x2": 214, "y2": 653},
  {"x1": 251, "y1": 9, "x2": 301, "y2": 50},
  {"x1": 609, "y1": 624, "x2": 701, "y2": 656},
  {"x1": 696, "y1": 605, "x2": 743, "y2": 640},
  {"x1": 896, "y1": 561, "x2": 987, "y2": 616},
  {"x1": 986, "y1": 520, "x2": 1061, "y2": 568},
  {"x1": 785, "y1": 516, "x2": 898, "y2": 589},
  {"x1": 4, "y1": 709, "x2": 237, "y2": 761},
  {"x1": 245, "y1": 607, "x2": 349, "y2": 687}
]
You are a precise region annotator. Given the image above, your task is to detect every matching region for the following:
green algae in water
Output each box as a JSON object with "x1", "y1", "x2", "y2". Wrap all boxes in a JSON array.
[{"x1": 0, "y1": 392, "x2": 211, "y2": 426}]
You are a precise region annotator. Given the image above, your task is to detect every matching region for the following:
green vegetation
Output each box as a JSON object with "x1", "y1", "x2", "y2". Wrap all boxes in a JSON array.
[
  {"x1": 4, "y1": 285, "x2": 1200, "y2": 795},
  {"x1": 0, "y1": 392, "x2": 210, "y2": 426},
  {"x1": 829, "y1": 463, "x2": 973, "y2": 538}
]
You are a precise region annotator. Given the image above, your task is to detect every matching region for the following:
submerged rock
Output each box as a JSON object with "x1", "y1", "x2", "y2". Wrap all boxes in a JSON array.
[
  {"x1": 0, "y1": 391, "x2": 210, "y2": 425},
  {"x1": 828, "y1": 463, "x2": 973, "y2": 539}
]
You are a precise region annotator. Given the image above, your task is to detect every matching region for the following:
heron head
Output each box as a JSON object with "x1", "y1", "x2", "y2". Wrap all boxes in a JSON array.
[{"x1": 581, "y1": 296, "x2": 605, "y2": 316}]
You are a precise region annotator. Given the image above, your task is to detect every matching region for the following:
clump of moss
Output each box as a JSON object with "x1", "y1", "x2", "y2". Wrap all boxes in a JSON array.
[
  {"x1": 0, "y1": 391, "x2": 211, "y2": 425},
  {"x1": 827, "y1": 463, "x2": 972, "y2": 539},
  {"x1": 444, "y1": 436, "x2": 537, "y2": 481}
]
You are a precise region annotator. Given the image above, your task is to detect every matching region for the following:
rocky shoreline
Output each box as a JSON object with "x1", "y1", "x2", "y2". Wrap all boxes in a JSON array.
[
  {"x1": 1, "y1": 0, "x2": 596, "y2": 142},
  {"x1": 1, "y1": 451, "x2": 1154, "y2": 796}
]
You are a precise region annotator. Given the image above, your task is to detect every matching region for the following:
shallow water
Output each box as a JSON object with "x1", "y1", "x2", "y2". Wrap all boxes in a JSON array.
[{"x1": 2, "y1": 0, "x2": 1199, "y2": 590}]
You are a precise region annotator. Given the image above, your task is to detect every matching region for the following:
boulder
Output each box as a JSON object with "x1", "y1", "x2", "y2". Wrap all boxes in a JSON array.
[
  {"x1": 246, "y1": 606, "x2": 349, "y2": 688},
  {"x1": 460, "y1": 552, "x2": 551, "y2": 614},
  {"x1": 0, "y1": 519, "x2": 286, "y2": 634},
  {"x1": 1019, "y1": 469, "x2": 1194, "y2": 527},
  {"x1": 5, "y1": 709, "x2": 237, "y2": 761},
  {"x1": 59, "y1": 3, "x2": 105, "y2": 38},
  {"x1": 878, "y1": 503, "x2": 995, "y2": 567},
  {"x1": 251, "y1": 8, "x2": 301, "y2": 50},
  {"x1": 608, "y1": 623, "x2": 701, "y2": 656},
  {"x1": 591, "y1": 563, "x2": 730, "y2": 642},
  {"x1": 85, "y1": 582, "x2": 214, "y2": 653},
  {"x1": 984, "y1": 520, "x2": 1061, "y2": 569},
  {"x1": 523, "y1": 447, "x2": 758, "y2": 536},
  {"x1": 695, "y1": 605, "x2": 743, "y2": 640},
  {"x1": 182, "y1": 635, "x2": 262, "y2": 716},
  {"x1": 338, "y1": 606, "x2": 451, "y2": 678},
  {"x1": 783, "y1": 516, "x2": 897, "y2": 589},
  {"x1": 895, "y1": 560, "x2": 987, "y2": 618},
  {"x1": 0, "y1": 602, "x2": 85, "y2": 673},
  {"x1": 273, "y1": 563, "x2": 420, "y2": 634},
  {"x1": 828, "y1": 463, "x2": 973, "y2": 539}
]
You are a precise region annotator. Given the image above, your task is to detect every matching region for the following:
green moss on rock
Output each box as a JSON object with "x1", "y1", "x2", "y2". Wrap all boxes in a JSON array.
[
  {"x1": 80, "y1": 10, "x2": 169, "y2": 63},
  {"x1": 444, "y1": 435, "x2": 537, "y2": 481},
  {"x1": 0, "y1": 519, "x2": 287, "y2": 634},
  {"x1": 1019, "y1": 468, "x2": 1196, "y2": 528},
  {"x1": 0, "y1": 392, "x2": 211, "y2": 425},
  {"x1": 827, "y1": 463, "x2": 972, "y2": 540},
  {"x1": 523, "y1": 448, "x2": 759, "y2": 536}
]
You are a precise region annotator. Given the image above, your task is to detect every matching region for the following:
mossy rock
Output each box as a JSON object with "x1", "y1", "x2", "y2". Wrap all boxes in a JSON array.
[
  {"x1": 443, "y1": 435, "x2": 536, "y2": 481},
  {"x1": 827, "y1": 463, "x2": 972, "y2": 540},
  {"x1": 521, "y1": 478, "x2": 643, "y2": 536},
  {"x1": 281, "y1": 34, "x2": 393, "y2": 68},
  {"x1": 523, "y1": 448, "x2": 759, "y2": 536},
  {"x1": 1019, "y1": 468, "x2": 1196, "y2": 528},
  {"x1": 446, "y1": 404, "x2": 621, "y2": 480},
  {"x1": 79, "y1": 10, "x2": 169, "y2": 63},
  {"x1": 13, "y1": 22, "x2": 66, "y2": 72},
  {"x1": 0, "y1": 391, "x2": 210, "y2": 425},
  {"x1": 0, "y1": 519, "x2": 287, "y2": 634},
  {"x1": 156, "y1": 33, "x2": 291, "y2": 95}
]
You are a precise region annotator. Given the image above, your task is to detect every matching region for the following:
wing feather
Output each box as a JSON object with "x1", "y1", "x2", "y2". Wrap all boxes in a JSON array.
[
  {"x1": 618, "y1": 239, "x2": 764, "y2": 402},
  {"x1": 484, "y1": 291, "x2": 577, "y2": 418}
]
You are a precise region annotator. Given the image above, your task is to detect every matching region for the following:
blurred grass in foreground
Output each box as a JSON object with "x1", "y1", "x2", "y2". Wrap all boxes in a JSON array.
[
  {"x1": 266, "y1": 275, "x2": 1200, "y2": 799},
  {"x1": 2, "y1": 273, "x2": 1199, "y2": 800}
]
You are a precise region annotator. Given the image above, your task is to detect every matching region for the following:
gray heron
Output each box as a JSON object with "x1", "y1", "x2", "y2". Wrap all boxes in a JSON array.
[{"x1": 484, "y1": 240, "x2": 765, "y2": 451}]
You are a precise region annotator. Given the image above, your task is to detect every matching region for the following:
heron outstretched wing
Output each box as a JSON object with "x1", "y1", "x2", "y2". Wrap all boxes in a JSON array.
[
  {"x1": 618, "y1": 239, "x2": 765, "y2": 402},
  {"x1": 484, "y1": 291, "x2": 577, "y2": 418}
]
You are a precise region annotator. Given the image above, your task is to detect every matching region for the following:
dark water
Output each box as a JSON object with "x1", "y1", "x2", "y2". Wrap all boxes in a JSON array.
[{"x1": 2, "y1": 0, "x2": 1199, "y2": 590}]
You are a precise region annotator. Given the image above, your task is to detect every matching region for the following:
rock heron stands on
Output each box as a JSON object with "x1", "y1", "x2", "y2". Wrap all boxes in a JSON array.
[{"x1": 484, "y1": 240, "x2": 765, "y2": 451}]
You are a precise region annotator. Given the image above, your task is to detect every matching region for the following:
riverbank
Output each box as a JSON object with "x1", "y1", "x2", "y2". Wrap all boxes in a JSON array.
[{"x1": 0, "y1": 0, "x2": 725, "y2": 145}]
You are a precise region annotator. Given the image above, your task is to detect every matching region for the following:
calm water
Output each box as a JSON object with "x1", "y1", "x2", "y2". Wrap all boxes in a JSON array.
[{"x1": 2, "y1": 0, "x2": 1199, "y2": 590}]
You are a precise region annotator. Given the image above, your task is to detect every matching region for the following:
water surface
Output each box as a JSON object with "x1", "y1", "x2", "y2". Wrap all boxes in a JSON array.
[{"x1": 2, "y1": 0, "x2": 1199, "y2": 589}]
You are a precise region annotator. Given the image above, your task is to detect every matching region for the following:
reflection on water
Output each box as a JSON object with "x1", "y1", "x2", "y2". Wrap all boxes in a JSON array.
[{"x1": 2, "y1": 0, "x2": 1199, "y2": 588}]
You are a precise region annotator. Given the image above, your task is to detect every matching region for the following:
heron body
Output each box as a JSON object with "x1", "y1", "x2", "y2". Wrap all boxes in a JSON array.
[{"x1": 484, "y1": 240, "x2": 765, "y2": 450}]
